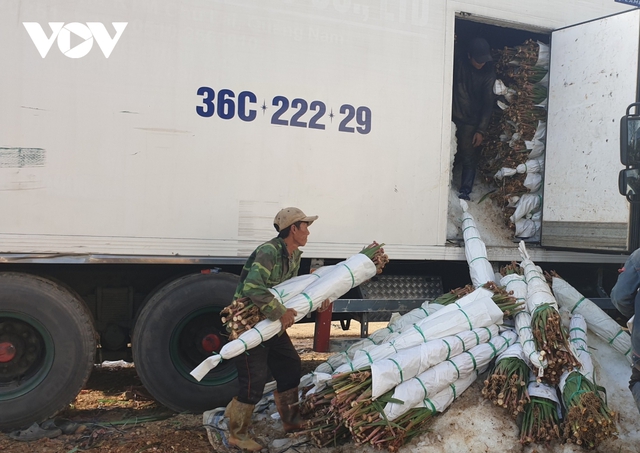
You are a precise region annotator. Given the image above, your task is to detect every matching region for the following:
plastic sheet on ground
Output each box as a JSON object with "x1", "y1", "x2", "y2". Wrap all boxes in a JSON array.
[
  {"x1": 552, "y1": 276, "x2": 632, "y2": 364},
  {"x1": 383, "y1": 330, "x2": 517, "y2": 420},
  {"x1": 191, "y1": 253, "x2": 376, "y2": 381},
  {"x1": 370, "y1": 324, "x2": 500, "y2": 399}
]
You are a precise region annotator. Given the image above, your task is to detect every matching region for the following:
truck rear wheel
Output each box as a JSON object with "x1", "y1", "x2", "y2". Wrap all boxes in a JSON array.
[
  {"x1": 0, "y1": 273, "x2": 96, "y2": 430},
  {"x1": 132, "y1": 272, "x2": 239, "y2": 413}
]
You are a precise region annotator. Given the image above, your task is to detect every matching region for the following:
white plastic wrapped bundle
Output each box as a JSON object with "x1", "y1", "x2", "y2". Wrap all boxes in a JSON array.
[
  {"x1": 386, "y1": 290, "x2": 503, "y2": 352},
  {"x1": 523, "y1": 172, "x2": 542, "y2": 192},
  {"x1": 567, "y1": 314, "x2": 594, "y2": 380},
  {"x1": 460, "y1": 200, "x2": 495, "y2": 287},
  {"x1": 416, "y1": 370, "x2": 480, "y2": 413},
  {"x1": 370, "y1": 324, "x2": 499, "y2": 399},
  {"x1": 516, "y1": 158, "x2": 544, "y2": 174},
  {"x1": 315, "y1": 303, "x2": 445, "y2": 373},
  {"x1": 494, "y1": 79, "x2": 508, "y2": 96},
  {"x1": 515, "y1": 213, "x2": 541, "y2": 238},
  {"x1": 500, "y1": 273, "x2": 547, "y2": 370},
  {"x1": 383, "y1": 330, "x2": 517, "y2": 420},
  {"x1": 528, "y1": 372, "x2": 561, "y2": 417},
  {"x1": 552, "y1": 276, "x2": 632, "y2": 364},
  {"x1": 526, "y1": 140, "x2": 545, "y2": 159},
  {"x1": 536, "y1": 41, "x2": 550, "y2": 68},
  {"x1": 495, "y1": 167, "x2": 517, "y2": 180},
  {"x1": 510, "y1": 193, "x2": 542, "y2": 224},
  {"x1": 519, "y1": 241, "x2": 558, "y2": 313},
  {"x1": 330, "y1": 308, "x2": 443, "y2": 374},
  {"x1": 191, "y1": 253, "x2": 376, "y2": 381},
  {"x1": 269, "y1": 265, "x2": 335, "y2": 304}
]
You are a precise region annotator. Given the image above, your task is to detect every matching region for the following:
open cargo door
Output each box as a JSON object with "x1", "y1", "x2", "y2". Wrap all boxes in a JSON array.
[{"x1": 541, "y1": 9, "x2": 640, "y2": 252}]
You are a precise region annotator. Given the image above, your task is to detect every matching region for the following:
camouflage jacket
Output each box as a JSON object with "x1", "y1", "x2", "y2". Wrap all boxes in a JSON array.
[{"x1": 233, "y1": 237, "x2": 302, "y2": 321}]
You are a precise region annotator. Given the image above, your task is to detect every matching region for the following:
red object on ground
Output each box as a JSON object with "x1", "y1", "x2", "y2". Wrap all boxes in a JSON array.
[
  {"x1": 0, "y1": 342, "x2": 16, "y2": 363},
  {"x1": 313, "y1": 303, "x2": 333, "y2": 352}
]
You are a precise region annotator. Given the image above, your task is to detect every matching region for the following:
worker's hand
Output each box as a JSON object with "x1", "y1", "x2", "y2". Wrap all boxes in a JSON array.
[
  {"x1": 472, "y1": 132, "x2": 484, "y2": 147},
  {"x1": 317, "y1": 299, "x2": 332, "y2": 313},
  {"x1": 619, "y1": 267, "x2": 626, "y2": 274},
  {"x1": 280, "y1": 308, "x2": 298, "y2": 330}
]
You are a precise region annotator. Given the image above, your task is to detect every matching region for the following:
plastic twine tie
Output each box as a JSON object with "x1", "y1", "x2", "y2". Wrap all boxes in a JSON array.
[
  {"x1": 455, "y1": 335, "x2": 467, "y2": 351},
  {"x1": 450, "y1": 382, "x2": 458, "y2": 400},
  {"x1": 470, "y1": 256, "x2": 489, "y2": 264},
  {"x1": 457, "y1": 308, "x2": 473, "y2": 330},
  {"x1": 446, "y1": 359, "x2": 461, "y2": 379},
  {"x1": 487, "y1": 340, "x2": 499, "y2": 359},
  {"x1": 413, "y1": 324, "x2": 427, "y2": 343},
  {"x1": 423, "y1": 397, "x2": 436, "y2": 413},
  {"x1": 464, "y1": 351, "x2": 477, "y2": 370},
  {"x1": 420, "y1": 307, "x2": 429, "y2": 317},
  {"x1": 569, "y1": 326, "x2": 586, "y2": 337},
  {"x1": 609, "y1": 329, "x2": 625, "y2": 345},
  {"x1": 390, "y1": 358, "x2": 404, "y2": 383},
  {"x1": 340, "y1": 263, "x2": 355, "y2": 288},
  {"x1": 442, "y1": 339, "x2": 452, "y2": 360},
  {"x1": 252, "y1": 327, "x2": 264, "y2": 343},
  {"x1": 239, "y1": 338, "x2": 249, "y2": 354},
  {"x1": 301, "y1": 293, "x2": 313, "y2": 312},
  {"x1": 416, "y1": 377, "x2": 429, "y2": 400},
  {"x1": 482, "y1": 326, "x2": 493, "y2": 340},
  {"x1": 365, "y1": 351, "x2": 374, "y2": 364},
  {"x1": 571, "y1": 297, "x2": 586, "y2": 314},
  {"x1": 464, "y1": 235, "x2": 482, "y2": 242},
  {"x1": 472, "y1": 330, "x2": 480, "y2": 346}
]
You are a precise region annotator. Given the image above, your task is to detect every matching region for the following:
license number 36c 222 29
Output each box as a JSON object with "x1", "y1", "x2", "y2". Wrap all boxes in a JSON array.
[{"x1": 196, "y1": 87, "x2": 371, "y2": 135}]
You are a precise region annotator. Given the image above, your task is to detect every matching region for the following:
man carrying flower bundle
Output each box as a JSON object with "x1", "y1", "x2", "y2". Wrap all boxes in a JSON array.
[
  {"x1": 224, "y1": 207, "x2": 330, "y2": 451},
  {"x1": 610, "y1": 247, "x2": 640, "y2": 414}
]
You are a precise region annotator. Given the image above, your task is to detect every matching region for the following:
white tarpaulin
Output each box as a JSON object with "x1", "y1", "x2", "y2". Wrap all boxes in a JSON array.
[
  {"x1": 552, "y1": 276, "x2": 632, "y2": 364},
  {"x1": 460, "y1": 200, "x2": 495, "y2": 287},
  {"x1": 370, "y1": 325, "x2": 500, "y2": 399},
  {"x1": 191, "y1": 253, "x2": 376, "y2": 381},
  {"x1": 383, "y1": 330, "x2": 517, "y2": 420}
]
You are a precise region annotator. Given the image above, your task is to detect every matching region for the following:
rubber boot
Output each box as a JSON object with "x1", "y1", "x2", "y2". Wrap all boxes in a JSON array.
[
  {"x1": 274, "y1": 387, "x2": 303, "y2": 433},
  {"x1": 225, "y1": 397, "x2": 263, "y2": 451}
]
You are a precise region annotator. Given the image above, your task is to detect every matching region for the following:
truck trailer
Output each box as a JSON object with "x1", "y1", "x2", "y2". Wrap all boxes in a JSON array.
[{"x1": 1, "y1": 0, "x2": 638, "y2": 430}]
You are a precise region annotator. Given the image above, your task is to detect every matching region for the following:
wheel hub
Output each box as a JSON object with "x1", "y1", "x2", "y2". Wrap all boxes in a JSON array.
[
  {"x1": 0, "y1": 342, "x2": 16, "y2": 363},
  {"x1": 0, "y1": 319, "x2": 45, "y2": 383},
  {"x1": 201, "y1": 333, "x2": 222, "y2": 353}
]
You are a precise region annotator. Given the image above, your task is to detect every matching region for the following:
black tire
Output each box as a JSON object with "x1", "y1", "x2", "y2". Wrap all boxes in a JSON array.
[
  {"x1": 132, "y1": 272, "x2": 239, "y2": 413},
  {"x1": 0, "y1": 273, "x2": 96, "y2": 430}
]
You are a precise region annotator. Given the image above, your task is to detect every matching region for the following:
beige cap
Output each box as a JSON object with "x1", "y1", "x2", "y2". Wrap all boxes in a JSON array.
[{"x1": 273, "y1": 207, "x2": 318, "y2": 231}]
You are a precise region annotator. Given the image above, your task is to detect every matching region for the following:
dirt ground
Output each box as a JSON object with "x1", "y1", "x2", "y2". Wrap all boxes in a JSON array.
[{"x1": 0, "y1": 321, "x2": 384, "y2": 453}]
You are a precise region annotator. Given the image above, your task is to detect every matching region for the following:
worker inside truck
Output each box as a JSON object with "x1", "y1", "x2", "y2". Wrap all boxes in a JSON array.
[
  {"x1": 224, "y1": 207, "x2": 330, "y2": 451},
  {"x1": 451, "y1": 36, "x2": 496, "y2": 201}
]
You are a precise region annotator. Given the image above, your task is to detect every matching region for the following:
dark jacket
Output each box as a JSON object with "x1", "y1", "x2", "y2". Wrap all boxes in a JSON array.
[{"x1": 452, "y1": 50, "x2": 496, "y2": 136}]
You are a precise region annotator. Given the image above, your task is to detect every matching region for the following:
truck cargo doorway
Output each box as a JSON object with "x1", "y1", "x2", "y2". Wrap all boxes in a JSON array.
[{"x1": 454, "y1": 10, "x2": 640, "y2": 253}]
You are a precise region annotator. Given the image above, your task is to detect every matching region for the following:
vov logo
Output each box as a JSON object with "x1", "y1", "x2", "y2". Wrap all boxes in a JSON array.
[{"x1": 23, "y1": 22, "x2": 128, "y2": 58}]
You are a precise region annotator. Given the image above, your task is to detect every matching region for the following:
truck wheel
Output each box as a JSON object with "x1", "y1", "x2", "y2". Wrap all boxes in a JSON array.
[
  {"x1": 132, "y1": 272, "x2": 239, "y2": 413},
  {"x1": 0, "y1": 273, "x2": 96, "y2": 430}
]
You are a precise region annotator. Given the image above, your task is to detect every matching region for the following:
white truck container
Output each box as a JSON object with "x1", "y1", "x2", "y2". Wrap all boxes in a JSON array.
[{"x1": 0, "y1": 0, "x2": 637, "y2": 430}]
